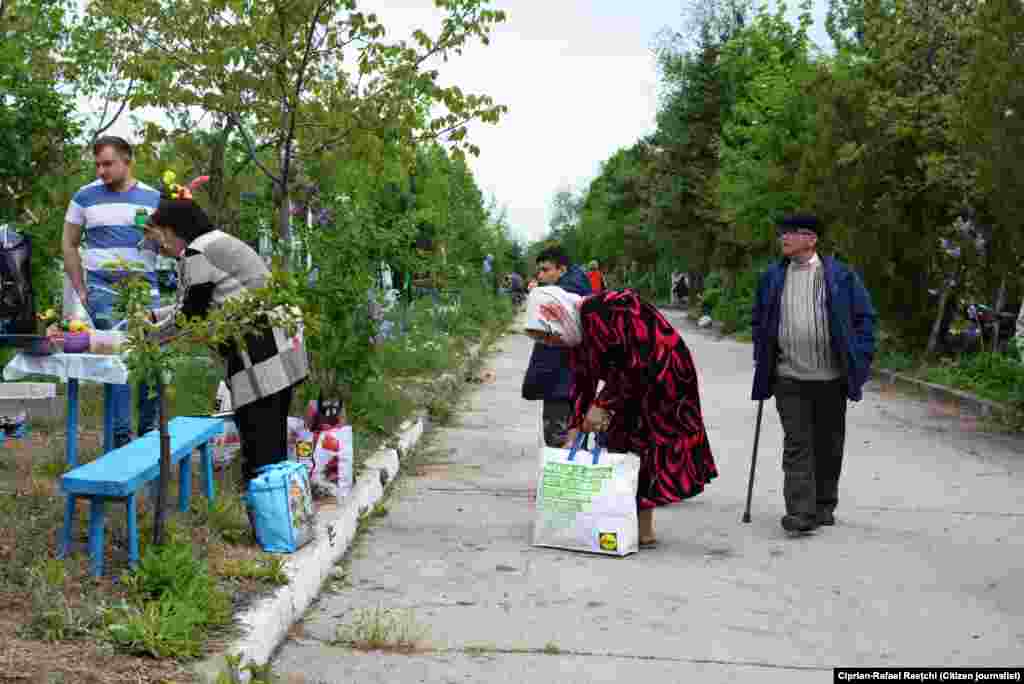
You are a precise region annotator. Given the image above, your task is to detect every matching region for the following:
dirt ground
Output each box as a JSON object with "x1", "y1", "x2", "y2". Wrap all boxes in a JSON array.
[{"x1": 0, "y1": 422, "x2": 299, "y2": 684}]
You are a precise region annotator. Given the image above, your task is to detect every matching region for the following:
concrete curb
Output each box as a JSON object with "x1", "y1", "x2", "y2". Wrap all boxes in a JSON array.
[
  {"x1": 193, "y1": 423, "x2": 415, "y2": 683},
  {"x1": 873, "y1": 368, "x2": 1014, "y2": 420},
  {"x1": 193, "y1": 343, "x2": 482, "y2": 683}
]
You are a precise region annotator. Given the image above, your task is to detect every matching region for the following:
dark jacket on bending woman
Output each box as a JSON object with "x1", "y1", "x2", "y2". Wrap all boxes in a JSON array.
[{"x1": 521, "y1": 264, "x2": 592, "y2": 401}]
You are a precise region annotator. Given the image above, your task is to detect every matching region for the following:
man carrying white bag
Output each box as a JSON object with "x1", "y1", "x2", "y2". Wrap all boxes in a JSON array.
[{"x1": 532, "y1": 432, "x2": 641, "y2": 557}]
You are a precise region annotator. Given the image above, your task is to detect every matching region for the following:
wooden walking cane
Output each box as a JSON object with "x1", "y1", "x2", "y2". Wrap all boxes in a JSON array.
[{"x1": 742, "y1": 400, "x2": 765, "y2": 523}]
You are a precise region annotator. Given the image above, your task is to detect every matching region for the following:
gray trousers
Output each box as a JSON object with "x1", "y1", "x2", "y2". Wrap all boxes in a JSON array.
[{"x1": 774, "y1": 377, "x2": 848, "y2": 517}]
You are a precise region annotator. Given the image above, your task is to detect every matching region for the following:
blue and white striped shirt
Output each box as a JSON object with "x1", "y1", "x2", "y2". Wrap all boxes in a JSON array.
[{"x1": 65, "y1": 180, "x2": 160, "y2": 286}]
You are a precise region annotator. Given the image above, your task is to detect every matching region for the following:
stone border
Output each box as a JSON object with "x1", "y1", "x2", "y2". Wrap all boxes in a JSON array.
[
  {"x1": 193, "y1": 343, "x2": 485, "y2": 683},
  {"x1": 873, "y1": 368, "x2": 1014, "y2": 420}
]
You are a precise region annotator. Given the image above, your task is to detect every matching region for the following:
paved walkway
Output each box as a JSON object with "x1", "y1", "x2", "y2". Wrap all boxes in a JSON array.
[{"x1": 273, "y1": 310, "x2": 1024, "y2": 683}]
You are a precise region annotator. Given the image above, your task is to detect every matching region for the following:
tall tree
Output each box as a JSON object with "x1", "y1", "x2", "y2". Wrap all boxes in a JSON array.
[
  {"x1": 650, "y1": 34, "x2": 724, "y2": 292},
  {"x1": 90, "y1": 0, "x2": 509, "y2": 244}
]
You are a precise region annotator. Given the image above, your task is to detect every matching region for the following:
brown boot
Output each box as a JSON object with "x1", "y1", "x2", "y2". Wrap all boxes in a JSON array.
[{"x1": 638, "y1": 509, "x2": 656, "y2": 547}]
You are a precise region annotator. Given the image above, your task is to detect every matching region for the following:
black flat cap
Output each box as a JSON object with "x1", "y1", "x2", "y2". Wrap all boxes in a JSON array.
[{"x1": 776, "y1": 213, "x2": 823, "y2": 234}]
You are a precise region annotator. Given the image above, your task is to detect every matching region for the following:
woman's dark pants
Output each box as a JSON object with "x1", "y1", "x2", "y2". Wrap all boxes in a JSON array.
[{"x1": 235, "y1": 385, "x2": 294, "y2": 485}]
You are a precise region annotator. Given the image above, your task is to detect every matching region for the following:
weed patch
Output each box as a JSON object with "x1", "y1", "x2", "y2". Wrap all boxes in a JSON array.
[{"x1": 334, "y1": 604, "x2": 429, "y2": 652}]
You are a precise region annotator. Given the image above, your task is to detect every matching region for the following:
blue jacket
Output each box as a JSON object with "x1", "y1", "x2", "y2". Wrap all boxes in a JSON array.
[
  {"x1": 751, "y1": 256, "x2": 877, "y2": 402},
  {"x1": 522, "y1": 265, "x2": 592, "y2": 401}
]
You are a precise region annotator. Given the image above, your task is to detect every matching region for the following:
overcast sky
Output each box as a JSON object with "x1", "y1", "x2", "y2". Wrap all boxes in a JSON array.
[
  {"x1": 104, "y1": 1, "x2": 832, "y2": 244},
  {"x1": 372, "y1": 0, "x2": 833, "y2": 244}
]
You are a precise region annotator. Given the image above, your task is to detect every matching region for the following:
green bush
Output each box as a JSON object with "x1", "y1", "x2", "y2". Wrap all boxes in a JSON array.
[
  {"x1": 924, "y1": 352, "x2": 1024, "y2": 405},
  {"x1": 878, "y1": 350, "x2": 917, "y2": 372},
  {"x1": 706, "y1": 267, "x2": 761, "y2": 334}
]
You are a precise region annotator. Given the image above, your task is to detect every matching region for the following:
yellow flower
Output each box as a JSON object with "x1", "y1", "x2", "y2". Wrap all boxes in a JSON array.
[{"x1": 163, "y1": 170, "x2": 177, "y2": 186}]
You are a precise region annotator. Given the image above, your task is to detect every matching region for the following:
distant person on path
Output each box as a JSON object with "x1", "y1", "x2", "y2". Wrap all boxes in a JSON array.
[
  {"x1": 62, "y1": 136, "x2": 161, "y2": 447},
  {"x1": 524, "y1": 286, "x2": 717, "y2": 547},
  {"x1": 586, "y1": 260, "x2": 604, "y2": 293},
  {"x1": 501, "y1": 272, "x2": 527, "y2": 307},
  {"x1": 751, "y1": 214, "x2": 876, "y2": 534},
  {"x1": 521, "y1": 245, "x2": 591, "y2": 448}
]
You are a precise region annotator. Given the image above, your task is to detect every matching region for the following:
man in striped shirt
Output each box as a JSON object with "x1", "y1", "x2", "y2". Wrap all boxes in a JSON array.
[
  {"x1": 751, "y1": 214, "x2": 877, "y2": 534},
  {"x1": 63, "y1": 136, "x2": 161, "y2": 447}
]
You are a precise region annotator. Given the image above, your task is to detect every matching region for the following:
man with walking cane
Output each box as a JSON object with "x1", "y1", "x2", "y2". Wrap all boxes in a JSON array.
[{"x1": 747, "y1": 214, "x2": 877, "y2": 533}]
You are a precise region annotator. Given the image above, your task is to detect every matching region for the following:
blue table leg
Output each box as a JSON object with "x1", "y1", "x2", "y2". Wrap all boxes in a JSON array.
[
  {"x1": 200, "y1": 441, "x2": 215, "y2": 504},
  {"x1": 126, "y1": 495, "x2": 138, "y2": 568},
  {"x1": 66, "y1": 379, "x2": 79, "y2": 468},
  {"x1": 103, "y1": 384, "x2": 114, "y2": 454},
  {"x1": 59, "y1": 495, "x2": 77, "y2": 558},
  {"x1": 88, "y1": 496, "x2": 107, "y2": 577},
  {"x1": 179, "y1": 452, "x2": 192, "y2": 513}
]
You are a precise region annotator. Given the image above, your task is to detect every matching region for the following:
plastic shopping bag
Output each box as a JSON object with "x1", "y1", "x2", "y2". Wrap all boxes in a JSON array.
[
  {"x1": 310, "y1": 425, "x2": 354, "y2": 501},
  {"x1": 246, "y1": 461, "x2": 315, "y2": 553},
  {"x1": 62, "y1": 273, "x2": 95, "y2": 329},
  {"x1": 212, "y1": 381, "x2": 240, "y2": 469},
  {"x1": 531, "y1": 433, "x2": 640, "y2": 557},
  {"x1": 288, "y1": 417, "x2": 316, "y2": 480}
]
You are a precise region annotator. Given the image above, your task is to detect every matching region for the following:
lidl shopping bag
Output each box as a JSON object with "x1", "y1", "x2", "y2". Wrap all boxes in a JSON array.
[
  {"x1": 532, "y1": 433, "x2": 640, "y2": 557},
  {"x1": 246, "y1": 461, "x2": 316, "y2": 553}
]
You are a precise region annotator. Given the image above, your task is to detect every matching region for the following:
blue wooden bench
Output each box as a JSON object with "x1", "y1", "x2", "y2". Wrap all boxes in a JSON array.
[{"x1": 59, "y1": 416, "x2": 225, "y2": 577}]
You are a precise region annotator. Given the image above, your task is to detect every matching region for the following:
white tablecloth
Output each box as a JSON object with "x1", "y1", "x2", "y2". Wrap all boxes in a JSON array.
[{"x1": 3, "y1": 352, "x2": 130, "y2": 385}]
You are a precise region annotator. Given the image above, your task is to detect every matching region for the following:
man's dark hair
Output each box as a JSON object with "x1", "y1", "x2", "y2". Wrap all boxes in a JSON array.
[
  {"x1": 536, "y1": 245, "x2": 570, "y2": 268},
  {"x1": 92, "y1": 136, "x2": 133, "y2": 161},
  {"x1": 149, "y1": 199, "x2": 215, "y2": 243}
]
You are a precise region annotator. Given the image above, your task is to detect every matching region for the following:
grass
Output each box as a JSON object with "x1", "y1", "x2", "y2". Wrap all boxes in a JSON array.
[
  {"x1": 464, "y1": 643, "x2": 498, "y2": 656},
  {"x1": 921, "y1": 352, "x2": 1024, "y2": 405},
  {"x1": 214, "y1": 556, "x2": 289, "y2": 586},
  {"x1": 333, "y1": 604, "x2": 429, "y2": 652}
]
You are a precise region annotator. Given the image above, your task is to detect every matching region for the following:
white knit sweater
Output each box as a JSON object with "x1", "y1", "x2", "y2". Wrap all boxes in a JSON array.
[{"x1": 776, "y1": 254, "x2": 842, "y2": 381}]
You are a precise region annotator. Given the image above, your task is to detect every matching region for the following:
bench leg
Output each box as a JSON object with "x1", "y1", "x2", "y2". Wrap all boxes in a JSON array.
[
  {"x1": 59, "y1": 495, "x2": 77, "y2": 559},
  {"x1": 66, "y1": 379, "x2": 79, "y2": 468},
  {"x1": 88, "y1": 497, "x2": 107, "y2": 578},
  {"x1": 126, "y1": 494, "x2": 139, "y2": 569},
  {"x1": 200, "y1": 441, "x2": 215, "y2": 504},
  {"x1": 102, "y1": 384, "x2": 114, "y2": 454},
  {"x1": 179, "y1": 452, "x2": 192, "y2": 513}
]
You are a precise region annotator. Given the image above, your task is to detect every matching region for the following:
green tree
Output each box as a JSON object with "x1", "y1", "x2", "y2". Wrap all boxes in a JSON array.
[{"x1": 89, "y1": 0, "x2": 509, "y2": 244}]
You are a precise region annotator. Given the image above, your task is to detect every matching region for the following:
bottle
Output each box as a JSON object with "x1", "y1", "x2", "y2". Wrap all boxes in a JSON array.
[{"x1": 134, "y1": 207, "x2": 148, "y2": 228}]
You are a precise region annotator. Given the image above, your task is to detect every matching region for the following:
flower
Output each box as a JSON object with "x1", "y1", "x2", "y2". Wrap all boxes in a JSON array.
[{"x1": 163, "y1": 170, "x2": 177, "y2": 186}]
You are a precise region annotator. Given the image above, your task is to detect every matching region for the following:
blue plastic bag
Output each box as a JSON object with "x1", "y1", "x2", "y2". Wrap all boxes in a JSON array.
[{"x1": 246, "y1": 461, "x2": 316, "y2": 553}]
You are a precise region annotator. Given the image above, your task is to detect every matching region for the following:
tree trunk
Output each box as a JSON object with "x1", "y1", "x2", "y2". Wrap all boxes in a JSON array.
[
  {"x1": 153, "y1": 380, "x2": 171, "y2": 546},
  {"x1": 205, "y1": 116, "x2": 234, "y2": 228},
  {"x1": 991, "y1": 277, "x2": 1007, "y2": 353},
  {"x1": 688, "y1": 270, "x2": 705, "y2": 295},
  {"x1": 277, "y1": 98, "x2": 293, "y2": 248},
  {"x1": 926, "y1": 284, "x2": 952, "y2": 355}
]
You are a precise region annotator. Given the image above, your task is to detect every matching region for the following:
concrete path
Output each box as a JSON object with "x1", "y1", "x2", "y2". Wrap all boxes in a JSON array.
[{"x1": 273, "y1": 311, "x2": 1024, "y2": 683}]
